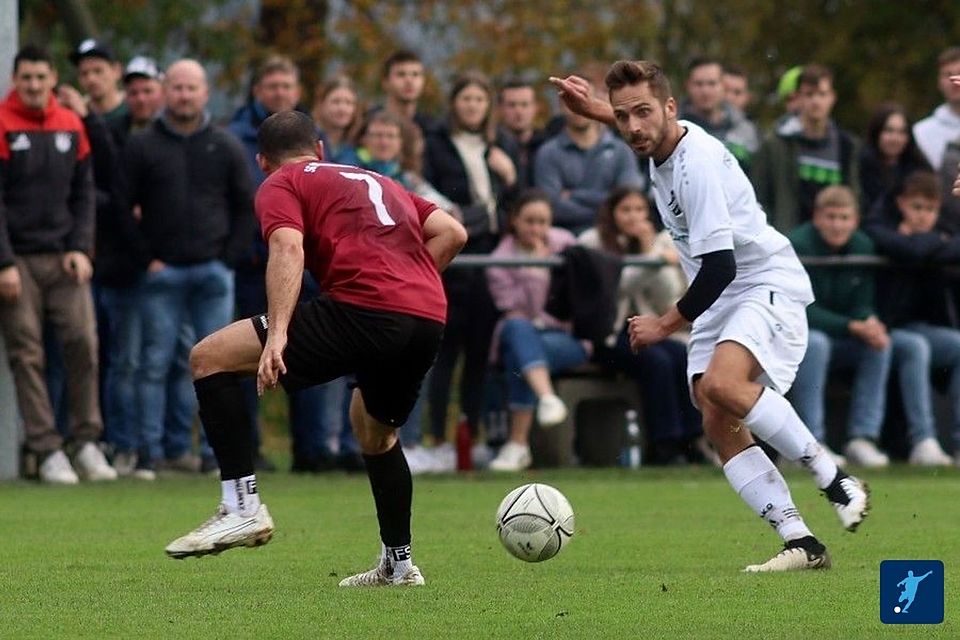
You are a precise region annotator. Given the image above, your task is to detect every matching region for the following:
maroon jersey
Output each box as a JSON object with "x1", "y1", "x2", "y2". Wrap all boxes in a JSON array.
[{"x1": 255, "y1": 161, "x2": 447, "y2": 323}]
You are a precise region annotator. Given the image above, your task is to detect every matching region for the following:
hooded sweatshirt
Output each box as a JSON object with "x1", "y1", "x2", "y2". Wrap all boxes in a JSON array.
[{"x1": 914, "y1": 104, "x2": 960, "y2": 171}]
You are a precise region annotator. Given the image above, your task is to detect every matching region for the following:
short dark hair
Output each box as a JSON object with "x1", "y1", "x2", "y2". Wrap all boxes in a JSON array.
[
  {"x1": 605, "y1": 60, "x2": 672, "y2": 103},
  {"x1": 382, "y1": 50, "x2": 422, "y2": 78},
  {"x1": 798, "y1": 64, "x2": 833, "y2": 90},
  {"x1": 898, "y1": 170, "x2": 941, "y2": 201},
  {"x1": 498, "y1": 78, "x2": 535, "y2": 101},
  {"x1": 257, "y1": 111, "x2": 318, "y2": 164},
  {"x1": 685, "y1": 56, "x2": 722, "y2": 76},
  {"x1": 722, "y1": 63, "x2": 748, "y2": 79},
  {"x1": 14, "y1": 44, "x2": 54, "y2": 74},
  {"x1": 938, "y1": 46, "x2": 960, "y2": 69},
  {"x1": 254, "y1": 54, "x2": 299, "y2": 85}
]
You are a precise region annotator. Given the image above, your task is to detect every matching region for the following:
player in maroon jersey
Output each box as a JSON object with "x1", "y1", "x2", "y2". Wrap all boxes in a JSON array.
[{"x1": 164, "y1": 111, "x2": 467, "y2": 587}]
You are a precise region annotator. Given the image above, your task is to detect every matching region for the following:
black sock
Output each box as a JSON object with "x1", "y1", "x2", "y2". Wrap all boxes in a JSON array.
[
  {"x1": 362, "y1": 441, "x2": 412, "y2": 547},
  {"x1": 193, "y1": 372, "x2": 255, "y2": 480}
]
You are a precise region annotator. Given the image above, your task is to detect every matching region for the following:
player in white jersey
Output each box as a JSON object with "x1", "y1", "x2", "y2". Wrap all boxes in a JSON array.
[{"x1": 551, "y1": 60, "x2": 869, "y2": 572}]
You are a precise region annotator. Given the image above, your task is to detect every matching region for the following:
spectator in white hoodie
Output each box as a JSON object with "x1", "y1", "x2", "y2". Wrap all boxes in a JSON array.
[{"x1": 914, "y1": 47, "x2": 960, "y2": 171}]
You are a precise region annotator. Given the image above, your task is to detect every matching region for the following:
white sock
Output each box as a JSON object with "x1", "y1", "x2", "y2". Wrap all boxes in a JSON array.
[
  {"x1": 743, "y1": 387, "x2": 837, "y2": 488},
  {"x1": 381, "y1": 542, "x2": 413, "y2": 577},
  {"x1": 723, "y1": 446, "x2": 812, "y2": 542},
  {"x1": 221, "y1": 475, "x2": 261, "y2": 516}
]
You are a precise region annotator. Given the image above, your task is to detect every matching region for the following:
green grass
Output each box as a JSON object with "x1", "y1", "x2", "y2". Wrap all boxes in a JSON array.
[{"x1": 2, "y1": 466, "x2": 958, "y2": 639}]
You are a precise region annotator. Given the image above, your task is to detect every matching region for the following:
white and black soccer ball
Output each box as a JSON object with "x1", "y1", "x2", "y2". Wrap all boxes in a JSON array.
[{"x1": 496, "y1": 483, "x2": 574, "y2": 562}]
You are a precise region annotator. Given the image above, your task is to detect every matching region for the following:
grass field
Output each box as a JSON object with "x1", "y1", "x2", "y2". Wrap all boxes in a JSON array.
[{"x1": 2, "y1": 465, "x2": 958, "y2": 639}]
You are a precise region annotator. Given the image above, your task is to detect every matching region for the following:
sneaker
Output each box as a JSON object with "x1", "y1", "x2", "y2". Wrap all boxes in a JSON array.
[
  {"x1": 822, "y1": 444, "x2": 847, "y2": 468},
  {"x1": 112, "y1": 450, "x2": 137, "y2": 477},
  {"x1": 428, "y1": 443, "x2": 456, "y2": 473},
  {"x1": 536, "y1": 394, "x2": 568, "y2": 428},
  {"x1": 404, "y1": 446, "x2": 437, "y2": 475},
  {"x1": 743, "y1": 536, "x2": 831, "y2": 572},
  {"x1": 39, "y1": 450, "x2": 79, "y2": 485},
  {"x1": 74, "y1": 442, "x2": 118, "y2": 481},
  {"x1": 133, "y1": 458, "x2": 157, "y2": 481},
  {"x1": 165, "y1": 503, "x2": 274, "y2": 559},
  {"x1": 488, "y1": 441, "x2": 532, "y2": 472},
  {"x1": 338, "y1": 563, "x2": 425, "y2": 587},
  {"x1": 844, "y1": 438, "x2": 889, "y2": 468},
  {"x1": 908, "y1": 437, "x2": 953, "y2": 467},
  {"x1": 200, "y1": 455, "x2": 220, "y2": 478},
  {"x1": 160, "y1": 452, "x2": 201, "y2": 473},
  {"x1": 822, "y1": 471, "x2": 870, "y2": 532},
  {"x1": 471, "y1": 442, "x2": 494, "y2": 470}
]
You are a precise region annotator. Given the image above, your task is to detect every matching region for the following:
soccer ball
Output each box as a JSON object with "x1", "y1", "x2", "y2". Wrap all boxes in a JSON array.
[{"x1": 495, "y1": 483, "x2": 574, "y2": 562}]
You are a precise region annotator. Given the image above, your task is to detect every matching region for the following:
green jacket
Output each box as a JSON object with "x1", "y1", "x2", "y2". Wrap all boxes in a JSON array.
[
  {"x1": 751, "y1": 125, "x2": 861, "y2": 233},
  {"x1": 787, "y1": 222, "x2": 877, "y2": 338}
]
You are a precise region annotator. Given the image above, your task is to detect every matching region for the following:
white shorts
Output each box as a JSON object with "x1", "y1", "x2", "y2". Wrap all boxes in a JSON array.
[{"x1": 686, "y1": 288, "x2": 809, "y2": 405}]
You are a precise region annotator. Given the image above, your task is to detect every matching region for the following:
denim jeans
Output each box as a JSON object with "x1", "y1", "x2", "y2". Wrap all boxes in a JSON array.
[
  {"x1": 137, "y1": 261, "x2": 233, "y2": 463},
  {"x1": 161, "y1": 324, "x2": 199, "y2": 459},
  {"x1": 499, "y1": 319, "x2": 588, "y2": 409},
  {"x1": 790, "y1": 329, "x2": 891, "y2": 443},
  {"x1": 594, "y1": 329, "x2": 701, "y2": 444},
  {"x1": 99, "y1": 285, "x2": 142, "y2": 452},
  {"x1": 896, "y1": 323, "x2": 960, "y2": 446},
  {"x1": 236, "y1": 268, "x2": 330, "y2": 458}
]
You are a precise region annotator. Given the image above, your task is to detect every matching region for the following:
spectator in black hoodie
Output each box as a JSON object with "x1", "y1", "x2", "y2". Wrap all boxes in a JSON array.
[
  {"x1": 114, "y1": 59, "x2": 256, "y2": 477},
  {"x1": 864, "y1": 170, "x2": 957, "y2": 465}
]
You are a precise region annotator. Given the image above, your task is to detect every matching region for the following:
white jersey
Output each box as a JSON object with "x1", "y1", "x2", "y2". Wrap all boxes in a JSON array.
[{"x1": 649, "y1": 121, "x2": 814, "y2": 307}]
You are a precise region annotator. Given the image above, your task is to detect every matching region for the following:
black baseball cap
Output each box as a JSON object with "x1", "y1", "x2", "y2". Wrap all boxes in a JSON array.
[{"x1": 70, "y1": 39, "x2": 117, "y2": 65}]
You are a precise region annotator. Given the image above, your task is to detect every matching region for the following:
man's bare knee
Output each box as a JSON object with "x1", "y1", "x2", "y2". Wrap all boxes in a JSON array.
[{"x1": 190, "y1": 339, "x2": 218, "y2": 380}]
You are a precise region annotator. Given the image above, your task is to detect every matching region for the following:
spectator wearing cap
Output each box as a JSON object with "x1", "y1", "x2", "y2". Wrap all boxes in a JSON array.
[
  {"x1": 70, "y1": 38, "x2": 126, "y2": 126},
  {"x1": 113, "y1": 59, "x2": 256, "y2": 477},
  {"x1": 0, "y1": 45, "x2": 116, "y2": 484},
  {"x1": 227, "y1": 55, "x2": 333, "y2": 473},
  {"x1": 109, "y1": 56, "x2": 164, "y2": 146}
]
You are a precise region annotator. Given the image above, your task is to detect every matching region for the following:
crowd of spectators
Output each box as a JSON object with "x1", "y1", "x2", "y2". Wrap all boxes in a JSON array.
[{"x1": 2, "y1": 40, "x2": 960, "y2": 483}]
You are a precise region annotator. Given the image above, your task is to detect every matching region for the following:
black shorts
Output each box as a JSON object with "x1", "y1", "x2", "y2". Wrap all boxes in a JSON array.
[{"x1": 251, "y1": 296, "x2": 443, "y2": 428}]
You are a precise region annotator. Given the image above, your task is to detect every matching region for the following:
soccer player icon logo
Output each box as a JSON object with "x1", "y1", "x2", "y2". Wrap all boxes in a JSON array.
[
  {"x1": 895, "y1": 570, "x2": 932, "y2": 614},
  {"x1": 879, "y1": 560, "x2": 944, "y2": 624}
]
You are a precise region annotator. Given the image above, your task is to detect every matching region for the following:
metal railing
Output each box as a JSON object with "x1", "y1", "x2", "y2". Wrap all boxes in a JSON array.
[{"x1": 447, "y1": 253, "x2": 890, "y2": 268}]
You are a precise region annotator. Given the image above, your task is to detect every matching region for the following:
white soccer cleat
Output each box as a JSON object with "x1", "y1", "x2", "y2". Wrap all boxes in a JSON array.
[
  {"x1": 165, "y1": 503, "x2": 274, "y2": 559},
  {"x1": 536, "y1": 394, "x2": 568, "y2": 427},
  {"x1": 338, "y1": 564, "x2": 425, "y2": 587},
  {"x1": 39, "y1": 450, "x2": 79, "y2": 485},
  {"x1": 74, "y1": 442, "x2": 118, "y2": 481},
  {"x1": 908, "y1": 438, "x2": 953, "y2": 467},
  {"x1": 488, "y1": 442, "x2": 532, "y2": 472},
  {"x1": 843, "y1": 438, "x2": 889, "y2": 468},
  {"x1": 823, "y1": 473, "x2": 870, "y2": 532},
  {"x1": 743, "y1": 537, "x2": 832, "y2": 573}
]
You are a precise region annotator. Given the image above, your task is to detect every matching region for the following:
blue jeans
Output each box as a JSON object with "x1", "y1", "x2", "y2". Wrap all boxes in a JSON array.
[
  {"x1": 790, "y1": 329, "x2": 891, "y2": 443},
  {"x1": 595, "y1": 329, "x2": 701, "y2": 443},
  {"x1": 137, "y1": 261, "x2": 233, "y2": 463},
  {"x1": 499, "y1": 319, "x2": 588, "y2": 409},
  {"x1": 99, "y1": 286, "x2": 141, "y2": 452},
  {"x1": 895, "y1": 323, "x2": 960, "y2": 446},
  {"x1": 236, "y1": 268, "x2": 329, "y2": 458}
]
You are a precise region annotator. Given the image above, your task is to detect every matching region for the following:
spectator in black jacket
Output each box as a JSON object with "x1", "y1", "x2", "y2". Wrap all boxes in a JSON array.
[
  {"x1": 421, "y1": 71, "x2": 516, "y2": 468},
  {"x1": 858, "y1": 103, "x2": 930, "y2": 214},
  {"x1": 864, "y1": 171, "x2": 957, "y2": 465},
  {"x1": 114, "y1": 59, "x2": 256, "y2": 477},
  {"x1": 0, "y1": 45, "x2": 116, "y2": 484}
]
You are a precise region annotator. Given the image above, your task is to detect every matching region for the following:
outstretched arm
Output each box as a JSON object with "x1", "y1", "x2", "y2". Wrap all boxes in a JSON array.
[
  {"x1": 548, "y1": 75, "x2": 616, "y2": 128},
  {"x1": 422, "y1": 208, "x2": 468, "y2": 272},
  {"x1": 258, "y1": 226, "x2": 304, "y2": 395}
]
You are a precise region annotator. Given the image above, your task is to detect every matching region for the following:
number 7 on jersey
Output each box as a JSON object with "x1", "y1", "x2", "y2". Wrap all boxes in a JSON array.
[{"x1": 340, "y1": 171, "x2": 397, "y2": 226}]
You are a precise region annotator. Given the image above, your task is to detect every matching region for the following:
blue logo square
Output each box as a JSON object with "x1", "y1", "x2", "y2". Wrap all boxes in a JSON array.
[{"x1": 880, "y1": 560, "x2": 944, "y2": 624}]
